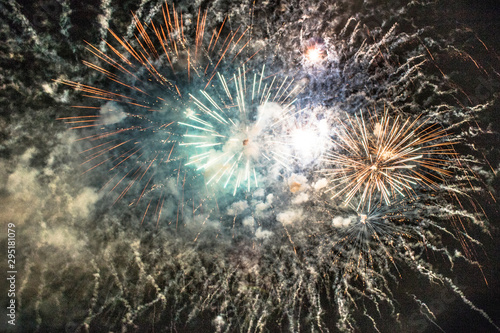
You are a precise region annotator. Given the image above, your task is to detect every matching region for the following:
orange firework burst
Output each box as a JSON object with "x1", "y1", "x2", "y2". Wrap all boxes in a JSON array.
[
  {"x1": 56, "y1": 2, "x2": 260, "y2": 226},
  {"x1": 321, "y1": 108, "x2": 456, "y2": 210}
]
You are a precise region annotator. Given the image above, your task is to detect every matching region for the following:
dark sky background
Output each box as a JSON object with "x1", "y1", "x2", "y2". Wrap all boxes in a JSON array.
[{"x1": 1, "y1": 0, "x2": 500, "y2": 332}]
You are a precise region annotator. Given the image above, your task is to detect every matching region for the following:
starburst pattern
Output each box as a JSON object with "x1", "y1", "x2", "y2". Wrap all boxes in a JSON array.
[
  {"x1": 322, "y1": 108, "x2": 456, "y2": 209},
  {"x1": 328, "y1": 199, "x2": 409, "y2": 275},
  {"x1": 55, "y1": 2, "x2": 260, "y2": 223},
  {"x1": 180, "y1": 65, "x2": 302, "y2": 194},
  {"x1": 7, "y1": 0, "x2": 494, "y2": 331}
]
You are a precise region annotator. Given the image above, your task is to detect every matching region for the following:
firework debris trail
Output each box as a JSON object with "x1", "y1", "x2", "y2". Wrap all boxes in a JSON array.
[{"x1": 2, "y1": 0, "x2": 500, "y2": 332}]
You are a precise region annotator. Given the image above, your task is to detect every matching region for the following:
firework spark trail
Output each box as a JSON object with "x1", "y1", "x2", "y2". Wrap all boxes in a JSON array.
[
  {"x1": 404, "y1": 240, "x2": 500, "y2": 331},
  {"x1": 303, "y1": 188, "x2": 495, "y2": 332}
]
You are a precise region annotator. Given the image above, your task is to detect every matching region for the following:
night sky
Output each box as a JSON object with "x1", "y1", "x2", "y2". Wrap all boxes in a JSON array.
[{"x1": 1, "y1": 0, "x2": 500, "y2": 332}]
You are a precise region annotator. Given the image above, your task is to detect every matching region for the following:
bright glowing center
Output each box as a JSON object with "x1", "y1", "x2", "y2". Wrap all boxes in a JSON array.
[
  {"x1": 306, "y1": 46, "x2": 322, "y2": 63},
  {"x1": 292, "y1": 128, "x2": 320, "y2": 158},
  {"x1": 291, "y1": 120, "x2": 329, "y2": 164}
]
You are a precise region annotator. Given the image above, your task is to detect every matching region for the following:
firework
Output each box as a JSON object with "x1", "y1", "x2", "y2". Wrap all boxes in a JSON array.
[
  {"x1": 179, "y1": 64, "x2": 303, "y2": 195},
  {"x1": 32, "y1": 0, "x2": 498, "y2": 331},
  {"x1": 304, "y1": 37, "x2": 326, "y2": 65},
  {"x1": 56, "y1": 2, "x2": 260, "y2": 224},
  {"x1": 321, "y1": 108, "x2": 455, "y2": 210},
  {"x1": 328, "y1": 200, "x2": 407, "y2": 275}
]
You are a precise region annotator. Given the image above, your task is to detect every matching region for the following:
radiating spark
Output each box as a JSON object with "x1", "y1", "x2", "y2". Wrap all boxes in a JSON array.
[
  {"x1": 58, "y1": 1, "x2": 256, "y2": 218},
  {"x1": 305, "y1": 46, "x2": 323, "y2": 64},
  {"x1": 321, "y1": 108, "x2": 456, "y2": 209},
  {"x1": 327, "y1": 199, "x2": 410, "y2": 277},
  {"x1": 180, "y1": 65, "x2": 302, "y2": 194},
  {"x1": 304, "y1": 37, "x2": 326, "y2": 64}
]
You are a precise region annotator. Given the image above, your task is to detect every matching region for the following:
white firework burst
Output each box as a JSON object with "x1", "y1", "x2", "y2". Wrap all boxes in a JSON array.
[{"x1": 179, "y1": 65, "x2": 303, "y2": 195}]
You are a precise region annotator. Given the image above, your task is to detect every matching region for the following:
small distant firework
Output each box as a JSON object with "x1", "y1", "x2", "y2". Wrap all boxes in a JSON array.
[
  {"x1": 304, "y1": 37, "x2": 326, "y2": 64},
  {"x1": 180, "y1": 65, "x2": 302, "y2": 195},
  {"x1": 321, "y1": 108, "x2": 455, "y2": 209},
  {"x1": 327, "y1": 199, "x2": 410, "y2": 276}
]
